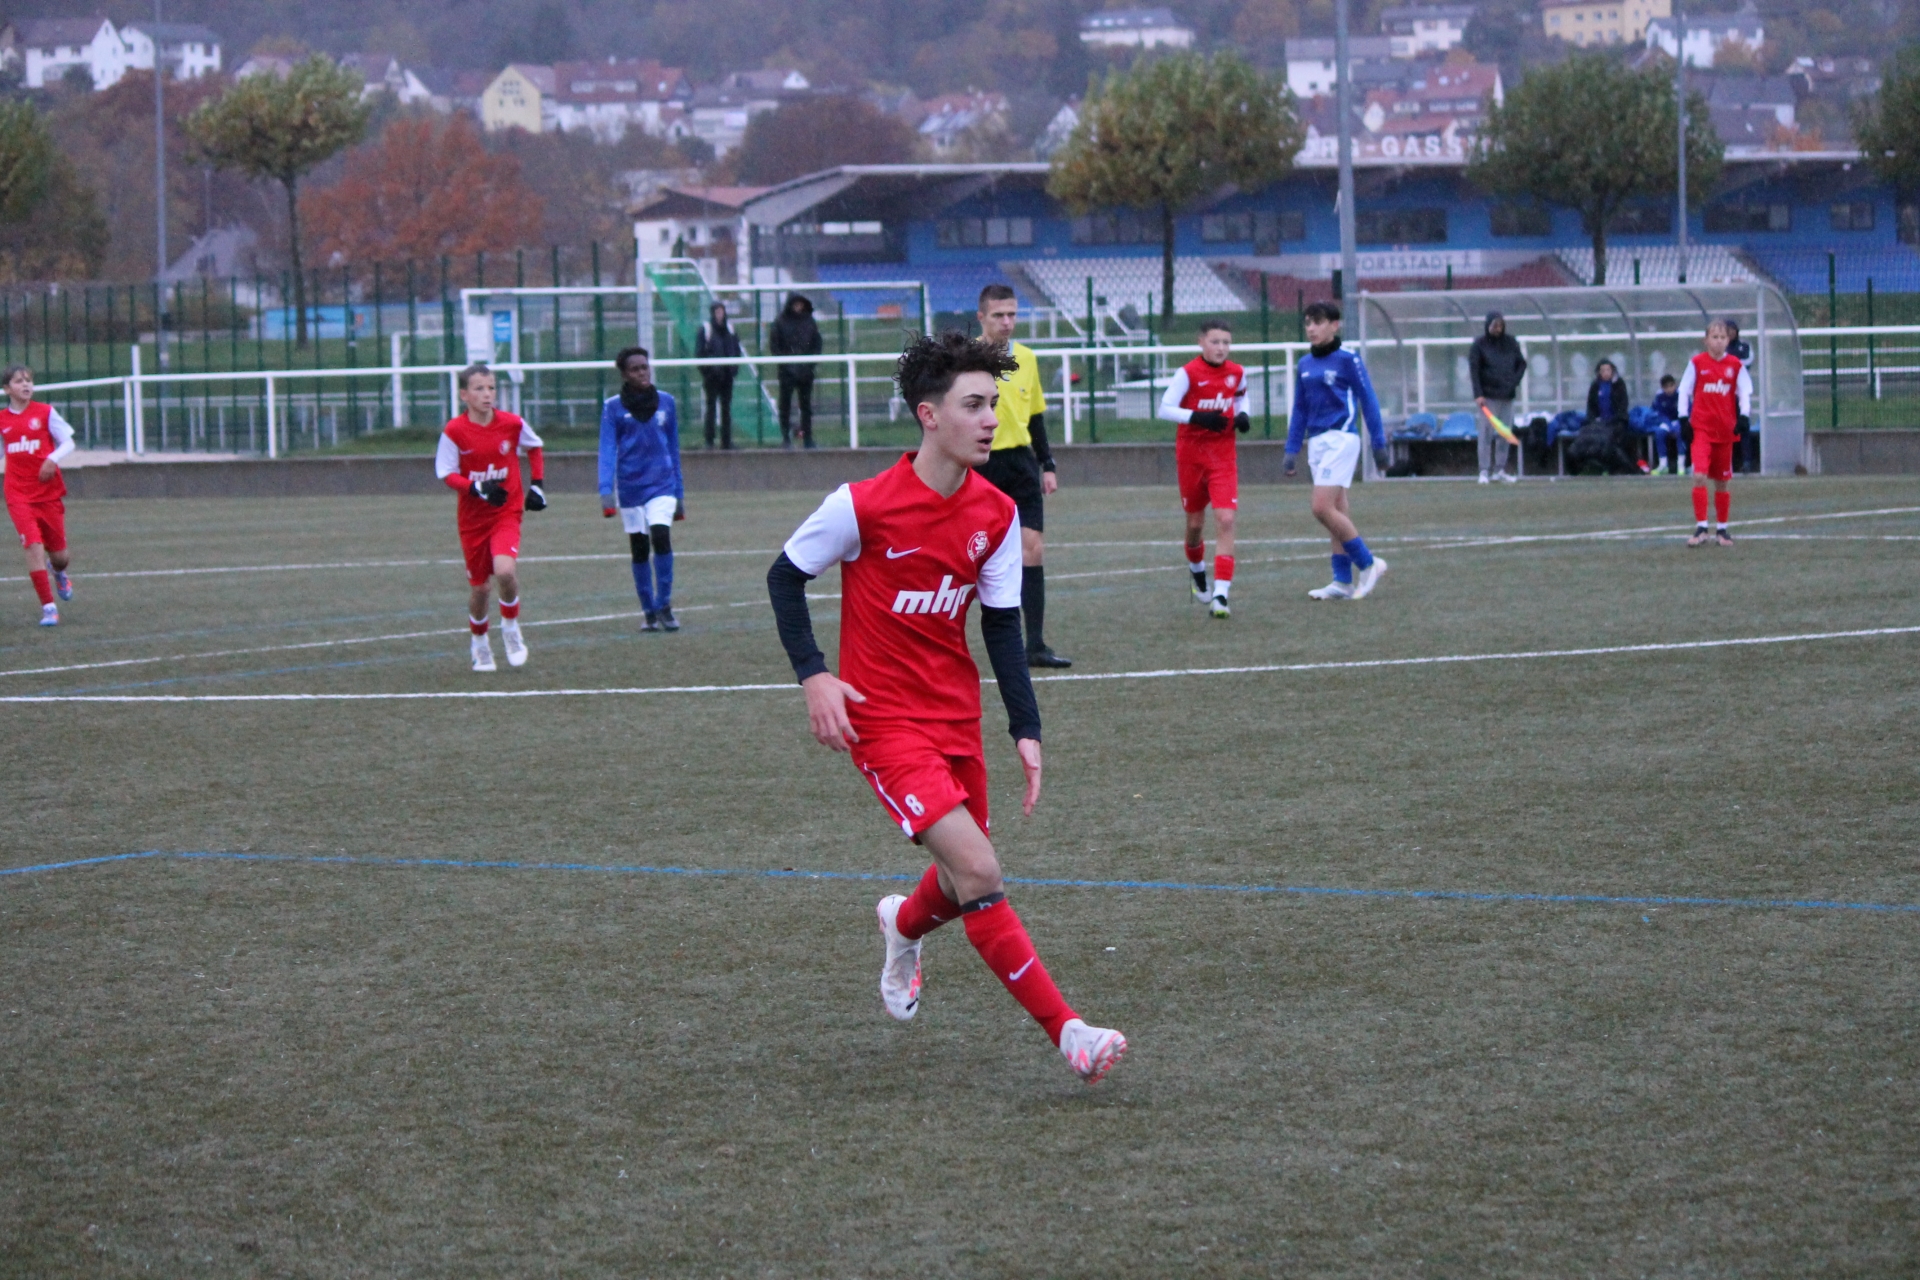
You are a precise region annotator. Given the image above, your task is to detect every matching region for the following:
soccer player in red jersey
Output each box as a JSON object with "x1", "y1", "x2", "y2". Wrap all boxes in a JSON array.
[
  {"x1": 765, "y1": 332, "x2": 1128, "y2": 1085},
  {"x1": 1677, "y1": 319, "x2": 1752, "y2": 548},
  {"x1": 1157, "y1": 319, "x2": 1250, "y2": 618},
  {"x1": 0, "y1": 366, "x2": 77, "y2": 626},
  {"x1": 434, "y1": 364, "x2": 547, "y2": 671}
]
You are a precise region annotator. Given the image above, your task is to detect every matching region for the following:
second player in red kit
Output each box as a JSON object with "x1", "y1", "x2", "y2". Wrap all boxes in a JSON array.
[
  {"x1": 0, "y1": 365, "x2": 77, "y2": 626},
  {"x1": 766, "y1": 331, "x2": 1128, "y2": 1085},
  {"x1": 1677, "y1": 319, "x2": 1752, "y2": 547},
  {"x1": 435, "y1": 364, "x2": 547, "y2": 670},
  {"x1": 1158, "y1": 320, "x2": 1249, "y2": 617}
]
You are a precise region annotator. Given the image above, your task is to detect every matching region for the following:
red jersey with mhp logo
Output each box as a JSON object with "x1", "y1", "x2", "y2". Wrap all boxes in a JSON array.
[
  {"x1": 1677, "y1": 352, "x2": 1752, "y2": 444},
  {"x1": 1162, "y1": 357, "x2": 1248, "y2": 441},
  {"x1": 0, "y1": 401, "x2": 74, "y2": 504},
  {"x1": 434, "y1": 411, "x2": 543, "y2": 526},
  {"x1": 782, "y1": 454, "x2": 1023, "y2": 731}
]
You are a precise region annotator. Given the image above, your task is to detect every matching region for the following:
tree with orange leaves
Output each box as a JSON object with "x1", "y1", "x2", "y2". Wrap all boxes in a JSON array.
[{"x1": 304, "y1": 114, "x2": 544, "y2": 266}]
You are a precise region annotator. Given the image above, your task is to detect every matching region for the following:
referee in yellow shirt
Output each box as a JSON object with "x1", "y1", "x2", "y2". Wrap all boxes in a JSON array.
[{"x1": 975, "y1": 283, "x2": 1069, "y2": 668}]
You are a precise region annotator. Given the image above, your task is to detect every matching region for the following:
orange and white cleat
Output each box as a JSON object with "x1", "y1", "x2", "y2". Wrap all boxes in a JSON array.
[
  {"x1": 1059, "y1": 1017, "x2": 1128, "y2": 1085},
  {"x1": 876, "y1": 895, "x2": 923, "y2": 1021}
]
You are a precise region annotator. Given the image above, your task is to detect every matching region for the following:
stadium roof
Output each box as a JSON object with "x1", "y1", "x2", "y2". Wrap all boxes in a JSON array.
[{"x1": 740, "y1": 164, "x2": 1051, "y2": 228}]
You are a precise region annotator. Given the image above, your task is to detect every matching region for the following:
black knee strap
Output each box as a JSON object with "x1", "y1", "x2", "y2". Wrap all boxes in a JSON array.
[
  {"x1": 958, "y1": 892, "x2": 1005, "y2": 914},
  {"x1": 628, "y1": 532, "x2": 650, "y2": 563},
  {"x1": 650, "y1": 524, "x2": 672, "y2": 556}
]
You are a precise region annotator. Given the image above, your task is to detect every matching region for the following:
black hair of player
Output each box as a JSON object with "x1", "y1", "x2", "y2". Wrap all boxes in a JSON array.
[
  {"x1": 895, "y1": 331, "x2": 1018, "y2": 415},
  {"x1": 1303, "y1": 300, "x2": 1341, "y2": 323},
  {"x1": 1661, "y1": 374, "x2": 1677, "y2": 387},
  {"x1": 978, "y1": 283, "x2": 1017, "y2": 309},
  {"x1": 1198, "y1": 318, "x2": 1233, "y2": 336},
  {"x1": 458, "y1": 362, "x2": 494, "y2": 390},
  {"x1": 1, "y1": 364, "x2": 32, "y2": 390},
  {"x1": 614, "y1": 346, "x2": 650, "y2": 372}
]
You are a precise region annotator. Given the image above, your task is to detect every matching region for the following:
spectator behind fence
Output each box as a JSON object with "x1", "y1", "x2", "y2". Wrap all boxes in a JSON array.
[
  {"x1": 696, "y1": 301, "x2": 744, "y2": 451},
  {"x1": 1468, "y1": 311, "x2": 1527, "y2": 484},
  {"x1": 1724, "y1": 318, "x2": 1758, "y2": 474},
  {"x1": 1568, "y1": 360, "x2": 1642, "y2": 475},
  {"x1": 770, "y1": 293, "x2": 823, "y2": 449},
  {"x1": 1645, "y1": 374, "x2": 1683, "y2": 474}
]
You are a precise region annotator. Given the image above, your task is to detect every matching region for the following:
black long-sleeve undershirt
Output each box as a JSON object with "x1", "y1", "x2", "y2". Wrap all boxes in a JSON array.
[
  {"x1": 765, "y1": 552, "x2": 1042, "y2": 742},
  {"x1": 1028, "y1": 412, "x2": 1055, "y2": 472}
]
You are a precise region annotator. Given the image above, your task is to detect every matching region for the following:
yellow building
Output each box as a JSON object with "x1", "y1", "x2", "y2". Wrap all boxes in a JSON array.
[
  {"x1": 479, "y1": 64, "x2": 554, "y2": 133},
  {"x1": 1540, "y1": 0, "x2": 1671, "y2": 46}
]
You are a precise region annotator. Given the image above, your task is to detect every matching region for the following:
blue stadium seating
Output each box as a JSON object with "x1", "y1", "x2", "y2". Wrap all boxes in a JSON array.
[
  {"x1": 1392, "y1": 412, "x2": 1439, "y2": 441},
  {"x1": 811, "y1": 263, "x2": 1012, "y2": 317},
  {"x1": 1743, "y1": 246, "x2": 1920, "y2": 295},
  {"x1": 1437, "y1": 411, "x2": 1478, "y2": 440}
]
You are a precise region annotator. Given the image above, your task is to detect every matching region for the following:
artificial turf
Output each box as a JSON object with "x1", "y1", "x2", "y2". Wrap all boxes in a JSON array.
[{"x1": 2, "y1": 477, "x2": 1917, "y2": 1276}]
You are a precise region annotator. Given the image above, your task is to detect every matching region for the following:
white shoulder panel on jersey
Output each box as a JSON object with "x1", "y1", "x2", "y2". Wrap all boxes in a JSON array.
[
  {"x1": 518, "y1": 421, "x2": 545, "y2": 450},
  {"x1": 976, "y1": 513, "x2": 1023, "y2": 610},
  {"x1": 783, "y1": 484, "x2": 860, "y2": 575},
  {"x1": 45, "y1": 407, "x2": 75, "y2": 463},
  {"x1": 1157, "y1": 367, "x2": 1193, "y2": 424},
  {"x1": 434, "y1": 432, "x2": 460, "y2": 479}
]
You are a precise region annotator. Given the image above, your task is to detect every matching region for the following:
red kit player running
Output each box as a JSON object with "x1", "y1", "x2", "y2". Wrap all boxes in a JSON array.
[
  {"x1": 0, "y1": 366, "x2": 77, "y2": 626},
  {"x1": 434, "y1": 364, "x2": 548, "y2": 670},
  {"x1": 765, "y1": 332, "x2": 1128, "y2": 1084},
  {"x1": 1678, "y1": 319, "x2": 1752, "y2": 547},
  {"x1": 1157, "y1": 320, "x2": 1250, "y2": 618}
]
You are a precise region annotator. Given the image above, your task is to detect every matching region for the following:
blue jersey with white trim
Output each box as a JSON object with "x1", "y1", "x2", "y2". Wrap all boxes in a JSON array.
[{"x1": 1287, "y1": 342, "x2": 1385, "y2": 453}]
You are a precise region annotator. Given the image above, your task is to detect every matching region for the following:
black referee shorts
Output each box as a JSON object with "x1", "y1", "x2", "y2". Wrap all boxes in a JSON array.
[{"x1": 976, "y1": 446, "x2": 1044, "y2": 533}]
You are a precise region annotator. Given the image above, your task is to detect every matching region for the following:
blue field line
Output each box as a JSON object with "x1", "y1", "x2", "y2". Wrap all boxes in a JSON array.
[{"x1": 2, "y1": 850, "x2": 1915, "y2": 915}]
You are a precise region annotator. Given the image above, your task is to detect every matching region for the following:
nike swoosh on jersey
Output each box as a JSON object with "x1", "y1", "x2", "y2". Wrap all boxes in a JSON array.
[
  {"x1": 1008, "y1": 957, "x2": 1035, "y2": 981},
  {"x1": 885, "y1": 546, "x2": 921, "y2": 558}
]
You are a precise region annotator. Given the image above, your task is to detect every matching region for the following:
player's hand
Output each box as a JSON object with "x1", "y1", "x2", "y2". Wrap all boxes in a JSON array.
[
  {"x1": 801, "y1": 672, "x2": 865, "y2": 752},
  {"x1": 1190, "y1": 410, "x2": 1229, "y2": 432},
  {"x1": 601, "y1": 497, "x2": 617, "y2": 518},
  {"x1": 1475, "y1": 396, "x2": 1487, "y2": 409},
  {"x1": 1234, "y1": 412, "x2": 1251, "y2": 434},
  {"x1": 471, "y1": 478, "x2": 508, "y2": 507},
  {"x1": 674, "y1": 498, "x2": 686, "y2": 521},
  {"x1": 1041, "y1": 469, "x2": 1058, "y2": 496},
  {"x1": 1015, "y1": 737, "x2": 1042, "y2": 816},
  {"x1": 1736, "y1": 414, "x2": 1750, "y2": 435},
  {"x1": 524, "y1": 482, "x2": 547, "y2": 512},
  {"x1": 38, "y1": 458, "x2": 57, "y2": 481},
  {"x1": 1373, "y1": 447, "x2": 1391, "y2": 473},
  {"x1": 1283, "y1": 453, "x2": 1298, "y2": 477}
]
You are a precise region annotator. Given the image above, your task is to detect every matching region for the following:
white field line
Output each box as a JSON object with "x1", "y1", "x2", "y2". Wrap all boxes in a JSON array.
[{"x1": 3, "y1": 624, "x2": 1913, "y2": 705}]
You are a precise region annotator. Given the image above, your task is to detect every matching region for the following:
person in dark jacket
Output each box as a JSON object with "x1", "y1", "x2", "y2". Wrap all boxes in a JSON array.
[
  {"x1": 695, "y1": 301, "x2": 744, "y2": 450},
  {"x1": 1468, "y1": 311, "x2": 1527, "y2": 483},
  {"x1": 1569, "y1": 360, "x2": 1641, "y2": 475},
  {"x1": 1724, "y1": 318, "x2": 1758, "y2": 473},
  {"x1": 770, "y1": 293, "x2": 822, "y2": 448}
]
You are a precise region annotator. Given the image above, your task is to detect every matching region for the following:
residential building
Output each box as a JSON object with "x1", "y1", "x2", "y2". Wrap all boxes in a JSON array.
[
  {"x1": 1078, "y1": 8, "x2": 1196, "y2": 49},
  {"x1": 547, "y1": 58, "x2": 690, "y2": 142},
  {"x1": 1033, "y1": 100, "x2": 1080, "y2": 160},
  {"x1": 631, "y1": 184, "x2": 768, "y2": 282},
  {"x1": 338, "y1": 54, "x2": 446, "y2": 109},
  {"x1": 162, "y1": 225, "x2": 260, "y2": 282},
  {"x1": 1379, "y1": 5, "x2": 1477, "y2": 57},
  {"x1": 9, "y1": 17, "x2": 131, "y2": 89},
  {"x1": 688, "y1": 71, "x2": 808, "y2": 157},
  {"x1": 233, "y1": 53, "x2": 296, "y2": 81},
  {"x1": 1541, "y1": 0, "x2": 1671, "y2": 48},
  {"x1": 917, "y1": 92, "x2": 1011, "y2": 156},
  {"x1": 479, "y1": 64, "x2": 554, "y2": 133},
  {"x1": 1285, "y1": 37, "x2": 1395, "y2": 99},
  {"x1": 121, "y1": 21, "x2": 222, "y2": 80},
  {"x1": 1644, "y1": 7, "x2": 1764, "y2": 68}
]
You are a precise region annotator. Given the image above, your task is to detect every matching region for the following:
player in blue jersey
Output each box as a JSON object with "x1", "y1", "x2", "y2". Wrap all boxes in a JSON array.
[
  {"x1": 1284, "y1": 301, "x2": 1391, "y2": 600},
  {"x1": 599, "y1": 347, "x2": 686, "y2": 632}
]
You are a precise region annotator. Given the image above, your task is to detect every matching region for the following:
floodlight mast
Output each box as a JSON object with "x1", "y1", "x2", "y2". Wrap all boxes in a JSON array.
[
  {"x1": 153, "y1": 0, "x2": 168, "y2": 368},
  {"x1": 1675, "y1": 0, "x2": 1689, "y2": 285},
  {"x1": 1335, "y1": 0, "x2": 1359, "y2": 298}
]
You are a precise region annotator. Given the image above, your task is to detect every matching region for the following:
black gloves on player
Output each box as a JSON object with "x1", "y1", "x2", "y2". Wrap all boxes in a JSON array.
[
  {"x1": 1190, "y1": 410, "x2": 1230, "y2": 432},
  {"x1": 1234, "y1": 412, "x2": 1251, "y2": 434},
  {"x1": 1736, "y1": 414, "x2": 1750, "y2": 435},
  {"x1": 524, "y1": 482, "x2": 547, "y2": 511},
  {"x1": 470, "y1": 477, "x2": 509, "y2": 507},
  {"x1": 1373, "y1": 447, "x2": 1391, "y2": 472}
]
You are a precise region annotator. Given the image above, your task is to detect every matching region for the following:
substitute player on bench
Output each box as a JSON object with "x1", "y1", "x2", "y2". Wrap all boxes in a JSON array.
[
  {"x1": 765, "y1": 331, "x2": 1127, "y2": 1084},
  {"x1": 435, "y1": 364, "x2": 546, "y2": 671},
  {"x1": 0, "y1": 365, "x2": 76, "y2": 626},
  {"x1": 975, "y1": 284, "x2": 1069, "y2": 668},
  {"x1": 1678, "y1": 318, "x2": 1752, "y2": 547},
  {"x1": 1286, "y1": 301, "x2": 1391, "y2": 601},
  {"x1": 1157, "y1": 319, "x2": 1250, "y2": 618}
]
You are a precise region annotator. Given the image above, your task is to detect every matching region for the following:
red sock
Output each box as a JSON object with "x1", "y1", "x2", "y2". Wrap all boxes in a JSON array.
[
  {"x1": 963, "y1": 898, "x2": 1076, "y2": 1045},
  {"x1": 1714, "y1": 491, "x2": 1730, "y2": 525},
  {"x1": 894, "y1": 863, "x2": 960, "y2": 940},
  {"x1": 29, "y1": 570, "x2": 52, "y2": 605},
  {"x1": 1185, "y1": 543, "x2": 1204, "y2": 571},
  {"x1": 1691, "y1": 486, "x2": 1709, "y2": 523},
  {"x1": 469, "y1": 615, "x2": 489, "y2": 636},
  {"x1": 500, "y1": 598, "x2": 520, "y2": 620},
  {"x1": 1213, "y1": 554, "x2": 1234, "y2": 585}
]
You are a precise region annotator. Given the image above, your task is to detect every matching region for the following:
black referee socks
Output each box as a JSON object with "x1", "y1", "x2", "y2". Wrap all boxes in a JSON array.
[{"x1": 1022, "y1": 564, "x2": 1046, "y2": 654}]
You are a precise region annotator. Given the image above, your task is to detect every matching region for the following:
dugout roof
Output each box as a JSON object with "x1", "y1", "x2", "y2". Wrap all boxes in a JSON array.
[{"x1": 740, "y1": 164, "x2": 1052, "y2": 230}]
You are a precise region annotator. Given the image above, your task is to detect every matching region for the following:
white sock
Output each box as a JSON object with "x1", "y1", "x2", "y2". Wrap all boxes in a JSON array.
[{"x1": 1214, "y1": 579, "x2": 1231, "y2": 599}]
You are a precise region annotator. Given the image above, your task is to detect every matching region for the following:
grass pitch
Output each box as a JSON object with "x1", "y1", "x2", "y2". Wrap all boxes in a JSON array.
[{"x1": 3, "y1": 476, "x2": 1918, "y2": 1276}]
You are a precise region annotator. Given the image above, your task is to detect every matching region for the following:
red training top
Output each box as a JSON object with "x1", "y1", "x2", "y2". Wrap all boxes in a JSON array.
[
  {"x1": 434, "y1": 411, "x2": 544, "y2": 525},
  {"x1": 1678, "y1": 352, "x2": 1752, "y2": 444},
  {"x1": 0, "y1": 401, "x2": 75, "y2": 504}
]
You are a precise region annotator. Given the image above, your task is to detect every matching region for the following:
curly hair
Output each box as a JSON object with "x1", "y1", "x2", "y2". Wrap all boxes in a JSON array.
[{"x1": 895, "y1": 331, "x2": 1018, "y2": 414}]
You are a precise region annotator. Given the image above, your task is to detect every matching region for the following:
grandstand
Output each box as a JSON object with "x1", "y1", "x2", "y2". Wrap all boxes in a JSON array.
[
  {"x1": 1740, "y1": 245, "x2": 1920, "y2": 295},
  {"x1": 1555, "y1": 245, "x2": 1755, "y2": 287},
  {"x1": 1019, "y1": 256, "x2": 1248, "y2": 317},
  {"x1": 1231, "y1": 256, "x2": 1575, "y2": 310},
  {"x1": 812, "y1": 263, "x2": 988, "y2": 317}
]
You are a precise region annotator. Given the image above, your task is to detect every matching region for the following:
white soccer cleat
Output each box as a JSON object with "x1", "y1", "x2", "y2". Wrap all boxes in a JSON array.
[
  {"x1": 1208, "y1": 593, "x2": 1231, "y2": 619},
  {"x1": 1059, "y1": 1017, "x2": 1128, "y2": 1085},
  {"x1": 1351, "y1": 557, "x2": 1388, "y2": 599},
  {"x1": 876, "y1": 894, "x2": 923, "y2": 1021},
  {"x1": 470, "y1": 633, "x2": 497, "y2": 672},
  {"x1": 502, "y1": 618, "x2": 529, "y2": 667},
  {"x1": 1308, "y1": 581, "x2": 1352, "y2": 600},
  {"x1": 1190, "y1": 583, "x2": 1210, "y2": 604},
  {"x1": 39, "y1": 603, "x2": 58, "y2": 626}
]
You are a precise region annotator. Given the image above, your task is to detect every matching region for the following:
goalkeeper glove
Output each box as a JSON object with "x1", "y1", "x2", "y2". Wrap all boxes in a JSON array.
[
  {"x1": 524, "y1": 482, "x2": 547, "y2": 512},
  {"x1": 470, "y1": 477, "x2": 509, "y2": 507},
  {"x1": 1189, "y1": 410, "x2": 1229, "y2": 432},
  {"x1": 1373, "y1": 447, "x2": 1391, "y2": 473},
  {"x1": 1234, "y1": 412, "x2": 1251, "y2": 434},
  {"x1": 1736, "y1": 414, "x2": 1750, "y2": 435}
]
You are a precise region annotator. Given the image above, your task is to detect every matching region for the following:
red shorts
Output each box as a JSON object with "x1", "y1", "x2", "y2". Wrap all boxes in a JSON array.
[
  {"x1": 849, "y1": 721, "x2": 989, "y2": 840},
  {"x1": 1177, "y1": 434, "x2": 1238, "y2": 513},
  {"x1": 1693, "y1": 438, "x2": 1734, "y2": 483},
  {"x1": 459, "y1": 515, "x2": 521, "y2": 586},
  {"x1": 7, "y1": 498, "x2": 66, "y2": 552}
]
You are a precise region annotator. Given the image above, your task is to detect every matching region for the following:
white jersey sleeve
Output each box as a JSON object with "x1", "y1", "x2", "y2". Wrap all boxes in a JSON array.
[
  {"x1": 1676, "y1": 363, "x2": 1697, "y2": 418},
  {"x1": 518, "y1": 421, "x2": 544, "y2": 450},
  {"x1": 976, "y1": 513, "x2": 1023, "y2": 609},
  {"x1": 1156, "y1": 367, "x2": 1193, "y2": 424},
  {"x1": 1234, "y1": 369, "x2": 1250, "y2": 416},
  {"x1": 1736, "y1": 364, "x2": 1753, "y2": 415},
  {"x1": 434, "y1": 432, "x2": 460, "y2": 480},
  {"x1": 782, "y1": 484, "x2": 860, "y2": 575},
  {"x1": 45, "y1": 407, "x2": 74, "y2": 464}
]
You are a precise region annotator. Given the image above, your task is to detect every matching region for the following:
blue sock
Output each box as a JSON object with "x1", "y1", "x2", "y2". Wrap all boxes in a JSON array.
[
  {"x1": 630, "y1": 561, "x2": 656, "y2": 613},
  {"x1": 653, "y1": 552, "x2": 674, "y2": 610},
  {"x1": 1342, "y1": 537, "x2": 1374, "y2": 570},
  {"x1": 1331, "y1": 552, "x2": 1353, "y2": 585}
]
